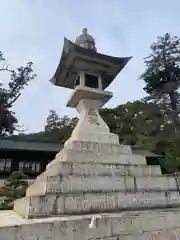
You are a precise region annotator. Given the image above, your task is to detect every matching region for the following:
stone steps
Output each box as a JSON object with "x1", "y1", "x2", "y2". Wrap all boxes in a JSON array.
[
  {"x1": 47, "y1": 148, "x2": 146, "y2": 167},
  {"x1": 37, "y1": 162, "x2": 162, "y2": 181},
  {"x1": 14, "y1": 191, "x2": 180, "y2": 218},
  {"x1": 27, "y1": 175, "x2": 178, "y2": 197},
  {"x1": 64, "y1": 140, "x2": 132, "y2": 155},
  {"x1": 2, "y1": 209, "x2": 180, "y2": 239}
]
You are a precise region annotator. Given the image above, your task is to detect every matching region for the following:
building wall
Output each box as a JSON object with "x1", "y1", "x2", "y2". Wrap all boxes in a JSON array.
[{"x1": 0, "y1": 149, "x2": 56, "y2": 179}]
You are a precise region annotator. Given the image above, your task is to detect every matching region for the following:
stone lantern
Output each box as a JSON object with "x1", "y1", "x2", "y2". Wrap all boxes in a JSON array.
[
  {"x1": 3, "y1": 29, "x2": 180, "y2": 240},
  {"x1": 50, "y1": 28, "x2": 131, "y2": 145}
]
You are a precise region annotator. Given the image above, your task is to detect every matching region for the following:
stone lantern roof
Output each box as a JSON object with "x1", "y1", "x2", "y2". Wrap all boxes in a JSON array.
[{"x1": 50, "y1": 38, "x2": 131, "y2": 90}]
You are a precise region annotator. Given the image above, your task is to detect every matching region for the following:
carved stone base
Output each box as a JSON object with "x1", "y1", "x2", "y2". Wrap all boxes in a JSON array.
[
  {"x1": 36, "y1": 161, "x2": 161, "y2": 181},
  {"x1": 26, "y1": 174, "x2": 177, "y2": 197},
  {"x1": 1, "y1": 209, "x2": 180, "y2": 239},
  {"x1": 64, "y1": 140, "x2": 132, "y2": 154},
  {"x1": 48, "y1": 148, "x2": 147, "y2": 168},
  {"x1": 12, "y1": 135, "x2": 180, "y2": 219},
  {"x1": 14, "y1": 190, "x2": 180, "y2": 218}
]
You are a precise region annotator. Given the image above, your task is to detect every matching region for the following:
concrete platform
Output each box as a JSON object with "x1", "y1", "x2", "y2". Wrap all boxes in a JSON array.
[{"x1": 1, "y1": 209, "x2": 180, "y2": 239}]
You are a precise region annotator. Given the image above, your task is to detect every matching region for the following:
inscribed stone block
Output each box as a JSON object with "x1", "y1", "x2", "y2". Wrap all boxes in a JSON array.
[
  {"x1": 136, "y1": 176, "x2": 177, "y2": 191},
  {"x1": 166, "y1": 191, "x2": 180, "y2": 205},
  {"x1": 65, "y1": 194, "x2": 84, "y2": 213},
  {"x1": 85, "y1": 193, "x2": 117, "y2": 211}
]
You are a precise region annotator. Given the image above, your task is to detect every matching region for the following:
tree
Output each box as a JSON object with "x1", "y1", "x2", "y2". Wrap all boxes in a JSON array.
[
  {"x1": 0, "y1": 171, "x2": 28, "y2": 210},
  {"x1": 0, "y1": 51, "x2": 36, "y2": 136},
  {"x1": 101, "y1": 100, "x2": 165, "y2": 145},
  {"x1": 161, "y1": 137, "x2": 180, "y2": 173},
  {"x1": 45, "y1": 110, "x2": 61, "y2": 132},
  {"x1": 140, "y1": 33, "x2": 180, "y2": 128},
  {"x1": 37, "y1": 101, "x2": 166, "y2": 148},
  {"x1": 44, "y1": 110, "x2": 78, "y2": 143}
]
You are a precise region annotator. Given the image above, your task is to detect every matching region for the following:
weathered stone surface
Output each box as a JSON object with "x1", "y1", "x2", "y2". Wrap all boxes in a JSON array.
[
  {"x1": 135, "y1": 176, "x2": 177, "y2": 191},
  {"x1": 27, "y1": 175, "x2": 178, "y2": 198},
  {"x1": 27, "y1": 176, "x2": 133, "y2": 197},
  {"x1": 64, "y1": 140, "x2": 132, "y2": 154},
  {"x1": 47, "y1": 149, "x2": 147, "y2": 169},
  {"x1": 14, "y1": 190, "x2": 180, "y2": 218},
  {"x1": 14, "y1": 194, "x2": 65, "y2": 218},
  {"x1": 65, "y1": 98, "x2": 120, "y2": 144},
  {"x1": 71, "y1": 162, "x2": 161, "y2": 177},
  {"x1": 11, "y1": 135, "x2": 180, "y2": 238},
  {"x1": 37, "y1": 162, "x2": 161, "y2": 182},
  {"x1": 2, "y1": 210, "x2": 180, "y2": 239},
  {"x1": 66, "y1": 131, "x2": 119, "y2": 145}
]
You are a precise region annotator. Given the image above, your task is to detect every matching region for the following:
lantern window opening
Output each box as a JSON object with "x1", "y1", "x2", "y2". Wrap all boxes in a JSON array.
[
  {"x1": 74, "y1": 76, "x2": 80, "y2": 88},
  {"x1": 84, "y1": 73, "x2": 99, "y2": 89}
]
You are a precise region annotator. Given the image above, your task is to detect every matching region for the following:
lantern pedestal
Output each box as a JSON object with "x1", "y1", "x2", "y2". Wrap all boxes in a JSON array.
[{"x1": 65, "y1": 86, "x2": 119, "y2": 145}]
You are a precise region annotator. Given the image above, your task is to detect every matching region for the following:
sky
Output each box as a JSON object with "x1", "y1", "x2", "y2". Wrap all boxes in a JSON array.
[{"x1": 0, "y1": 0, "x2": 180, "y2": 133}]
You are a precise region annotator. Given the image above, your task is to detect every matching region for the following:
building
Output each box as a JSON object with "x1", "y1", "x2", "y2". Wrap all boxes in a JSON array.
[{"x1": 0, "y1": 138, "x2": 61, "y2": 178}]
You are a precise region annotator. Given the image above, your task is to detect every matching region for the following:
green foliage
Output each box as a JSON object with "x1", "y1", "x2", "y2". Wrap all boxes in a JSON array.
[
  {"x1": 141, "y1": 33, "x2": 180, "y2": 96},
  {"x1": 139, "y1": 32, "x2": 180, "y2": 172},
  {"x1": 0, "y1": 51, "x2": 36, "y2": 136},
  {"x1": 11, "y1": 97, "x2": 180, "y2": 173},
  {"x1": 135, "y1": 135, "x2": 157, "y2": 151},
  {"x1": 44, "y1": 110, "x2": 78, "y2": 143},
  {"x1": 101, "y1": 101, "x2": 164, "y2": 145},
  {"x1": 162, "y1": 137, "x2": 180, "y2": 173},
  {"x1": 45, "y1": 110, "x2": 61, "y2": 132},
  {"x1": 0, "y1": 171, "x2": 28, "y2": 210},
  {"x1": 140, "y1": 33, "x2": 180, "y2": 128}
]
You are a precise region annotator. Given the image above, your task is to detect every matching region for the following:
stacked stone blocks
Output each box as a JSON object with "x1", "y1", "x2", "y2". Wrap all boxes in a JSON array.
[{"x1": 14, "y1": 140, "x2": 180, "y2": 219}]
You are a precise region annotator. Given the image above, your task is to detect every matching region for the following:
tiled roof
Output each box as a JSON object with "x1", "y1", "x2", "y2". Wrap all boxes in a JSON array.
[
  {"x1": 131, "y1": 147, "x2": 161, "y2": 157},
  {"x1": 0, "y1": 139, "x2": 62, "y2": 152}
]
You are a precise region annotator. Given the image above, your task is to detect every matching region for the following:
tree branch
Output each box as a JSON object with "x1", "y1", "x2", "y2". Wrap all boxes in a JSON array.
[
  {"x1": 0, "y1": 65, "x2": 14, "y2": 74},
  {"x1": 7, "y1": 93, "x2": 21, "y2": 108}
]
